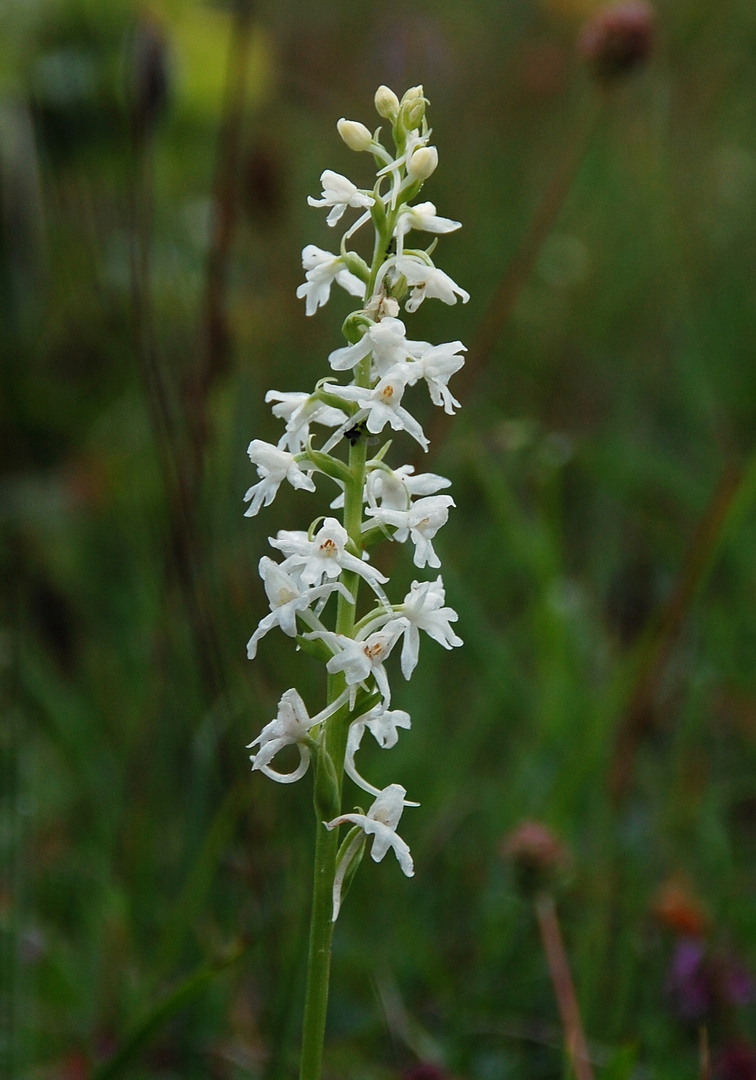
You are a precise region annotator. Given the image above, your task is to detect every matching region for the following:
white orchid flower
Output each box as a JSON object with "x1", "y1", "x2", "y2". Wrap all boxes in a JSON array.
[
  {"x1": 328, "y1": 316, "x2": 410, "y2": 376},
  {"x1": 365, "y1": 464, "x2": 451, "y2": 511},
  {"x1": 328, "y1": 370, "x2": 428, "y2": 450},
  {"x1": 247, "y1": 688, "x2": 315, "y2": 783},
  {"x1": 244, "y1": 441, "x2": 316, "y2": 517},
  {"x1": 344, "y1": 706, "x2": 412, "y2": 795},
  {"x1": 397, "y1": 576, "x2": 462, "y2": 678},
  {"x1": 244, "y1": 87, "x2": 468, "y2": 930},
  {"x1": 296, "y1": 245, "x2": 365, "y2": 316},
  {"x1": 326, "y1": 783, "x2": 416, "y2": 919},
  {"x1": 306, "y1": 617, "x2": 408, "y2": 706},
  {"x1": 246, "y1": 557, "x2": 354, "y2": 659},
  {"x1": 394, "y1": 254, "x2": 470, "y2": 312},
  {"x1": 406, "y1": 339, "x2": 467, "y2": 413},
  {"x1": 365, "y1": 494, "x2": 454, "y2": 568},
  {"x1": 326, "y1": 783, "x2": 415, "y2": 875},
  {"x1": 270, "y1": 517, "x2": 388, "y2": 594},
  {"x1": 394, "y1": 200, "x2": 461, "y2": 253},
  {"x1": 265, "y1": 390, "x2": 348, "y2": 453},
  {"x1": 307, "y1": 170, "x2": 375, "y2": 226}
]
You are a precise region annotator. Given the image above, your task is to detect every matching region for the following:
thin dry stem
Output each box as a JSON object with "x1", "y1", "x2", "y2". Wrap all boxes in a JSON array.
[{"x1": 534, "y1": 890, "x2": 594, "y2": 1080}]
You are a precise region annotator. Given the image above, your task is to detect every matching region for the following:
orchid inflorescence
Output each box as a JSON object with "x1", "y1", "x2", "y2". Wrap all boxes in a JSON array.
[{"x1": 244, "y1": 84, "x2": 466, "y2": 921}]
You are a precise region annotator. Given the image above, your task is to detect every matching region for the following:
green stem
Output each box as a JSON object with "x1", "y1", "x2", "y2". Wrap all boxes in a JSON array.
[
  {"x1": 299, "y1": 434, "x2": 367, "y2": 1080},
  {"x1": 299, "y1": 183, "x2": 402, "y2": 1080},
  {"x1": 298, "y1": 808, "x2": 340, "y2": 1080}
]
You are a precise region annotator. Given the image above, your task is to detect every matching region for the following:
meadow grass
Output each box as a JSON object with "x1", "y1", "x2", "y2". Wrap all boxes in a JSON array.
[{"x1": 3, "y1": 1, "x2": 756, "y2": 1077}]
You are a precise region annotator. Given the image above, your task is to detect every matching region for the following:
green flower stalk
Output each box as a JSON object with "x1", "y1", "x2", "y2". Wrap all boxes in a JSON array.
[{"x1": 243, "y1": 85, "x2": 467, "y2": 1080}]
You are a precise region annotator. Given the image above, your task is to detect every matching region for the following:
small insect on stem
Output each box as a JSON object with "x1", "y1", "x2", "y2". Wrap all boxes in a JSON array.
[{"x1": 345, "y1": 420, "x2": 367, "y2": 446}]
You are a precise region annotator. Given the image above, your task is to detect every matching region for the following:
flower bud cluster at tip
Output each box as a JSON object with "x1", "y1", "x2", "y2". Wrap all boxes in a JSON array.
[{"x1": 244, "y1": 85, "x2": 467, "y2": 919}]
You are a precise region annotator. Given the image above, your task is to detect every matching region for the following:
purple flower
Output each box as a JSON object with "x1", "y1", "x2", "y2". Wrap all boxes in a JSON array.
[
  {"x1": 666, "y1": 939, "x2": 711, "y2": 1021},
  {"x1": 666, "y1": 938, "x2": 754, "y2": 1024}
]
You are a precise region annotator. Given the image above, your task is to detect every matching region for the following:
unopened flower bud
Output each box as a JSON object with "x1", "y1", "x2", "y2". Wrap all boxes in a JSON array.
[
  {"x1": 501, "y1": 820, "x2": 567, "y2": 895},
  {"x1": 341, "y1": 251, "x2": 370, "y2": 283},
  {"x1": 374, "y1": 84, "x2": 400, "y2": 121},
  {"x1": 578, "y1": 1, "x2": 656, "y2": 83},
  {"x1": 407, "y1": 146, "x2": 438, "y2": 181},
  {"x1": 400, "y1": 85, "x2": 426, "y2": 131},
  {"x1": 337, "y1": 118, "x2": 373, "y2": 152},
  {"x1": 401, "y1": 85, "x2": 424, "y2": 104}
]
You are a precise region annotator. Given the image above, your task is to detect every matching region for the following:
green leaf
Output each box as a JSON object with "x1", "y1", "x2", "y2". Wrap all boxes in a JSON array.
[{"x1": 91, "y1": 941, "x2": 247, "y2": 1080}]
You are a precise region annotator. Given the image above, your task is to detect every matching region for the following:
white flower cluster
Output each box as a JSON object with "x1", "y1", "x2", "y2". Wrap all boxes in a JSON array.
[{"x1": 244, "y1": 85, "x2": 466, "y2": 920}]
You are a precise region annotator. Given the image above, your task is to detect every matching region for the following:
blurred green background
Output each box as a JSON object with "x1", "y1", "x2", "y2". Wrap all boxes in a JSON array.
[{"x1": 3, "y1": 0, "x2": 756, "y2": 1077}]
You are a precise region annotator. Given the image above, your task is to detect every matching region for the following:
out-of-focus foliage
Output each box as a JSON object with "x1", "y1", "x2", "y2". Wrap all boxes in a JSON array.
[{"x1": 3, "y1": 0, "x2": 756, "y2": 1078}]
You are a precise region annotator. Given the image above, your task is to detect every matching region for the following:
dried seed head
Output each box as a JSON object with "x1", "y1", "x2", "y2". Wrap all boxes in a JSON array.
[
  {"x1": 501, "y1": 820, "x2": 567, "y2": 893},
  {"x1": 578, "y1": 1, "x2": 656, "y2": 83}
]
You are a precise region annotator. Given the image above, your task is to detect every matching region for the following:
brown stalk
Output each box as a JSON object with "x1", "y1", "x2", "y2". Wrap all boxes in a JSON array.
[{"x1": 534, "y1": 890, "x2": 595, "y2": 1080}]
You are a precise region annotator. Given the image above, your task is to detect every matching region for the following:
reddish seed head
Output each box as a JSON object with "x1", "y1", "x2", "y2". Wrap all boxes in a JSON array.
[
  {"x1": 578, "y1": 1, "x2": 656, "y2": 83},
  {"x1": 501, "y1": 821, "x2": 567, "y2": 894}
]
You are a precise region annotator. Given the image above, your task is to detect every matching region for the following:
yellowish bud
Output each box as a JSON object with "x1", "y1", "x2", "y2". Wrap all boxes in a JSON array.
[
  {"x1": 401, "y1": 84, "x2": 424, "y2": 103},
  {"x1": 400, "y1": 85, "x2": 426, "y2": 129},
  {"x1": 374, "y1": 84, "x2": 400, "y2": 120},
  {"x1": 337, "y1": 118, "x2": 373, "y2": 152},
  {"x1": 407, "y1": 145, "x2": 438, "y2": 181}
]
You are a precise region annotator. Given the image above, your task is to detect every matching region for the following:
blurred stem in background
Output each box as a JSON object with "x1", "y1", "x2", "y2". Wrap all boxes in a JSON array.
[
  {"x1": 503, "y1": 822, "x2": 594, "y2": 1080},
  {"x1": 83, "y1": 9, "x2": 262, "y2": 1072},
  {"x1": 534, "y1": 891, "x2": 594, "y2": 1080},
  {"x1": 126, "y1": 6, "x2": 254, "y2": 755},
  {"x1": 187, "y1": 0, "x2": 256, "y2": 481}
]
